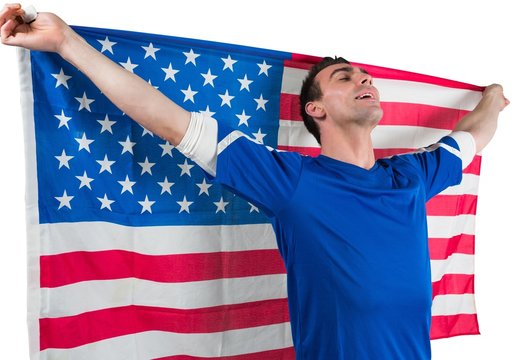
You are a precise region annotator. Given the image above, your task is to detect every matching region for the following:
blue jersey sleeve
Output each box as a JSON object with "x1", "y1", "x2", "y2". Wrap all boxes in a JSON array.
[
  {"x1": 213, "y1": 122, "x2": 304, "y2": 217},
  {"x1": 395, "y1": 135, "x2": 464, "y2": 200}
]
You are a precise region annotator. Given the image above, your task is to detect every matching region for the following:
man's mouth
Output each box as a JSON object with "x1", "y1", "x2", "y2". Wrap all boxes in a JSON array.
[{"x1": 355, "y1": 92, "x2": 375, "y2": 100}]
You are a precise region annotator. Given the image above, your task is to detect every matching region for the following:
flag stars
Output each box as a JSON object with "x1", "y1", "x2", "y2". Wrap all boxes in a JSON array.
[
  {"x1": 196, "y1": 178, "x2": 212, "y2": 196},
  {"x1": 97, "y1": 194, "x2": 115, "y2": 211},
  {"x1": 253, "y1": 128, "x2": 267, "y2": 143},
  {"x1": 55, "y1": 149, "x2": 74, "y2": 169},
  {"x1": 162, "y1": 63, "x2": 179, "y2": 82},
  {"x1": 159, "y1": 141, "x2": 174, "y2": 157},
  {"x1": 119, "y1": 136, "x2": 136, "y2": 155},
  {"x1": 219, "y1": 90, "x2": 235, "y2": 108},
  {"x1": 249, "y1": 202, "x2": 260, "y2": 213},
  {"x1": 75, "y1": 133, "x2": 95, "y2": 152},
  {"x1": 178, "y1": 159, "x2": 194, "y2": 177},
  {"x1": 75, "y1": 92, "x2": 95, "y2": 112},
  {"x1": 254, "y1": 94, "x2": 268, "y2": 111},
  {"x1": 221, "y1": 55, "x2": 237, "y2": 71},
  {"x1": 54, "y1": 110, "x2": 72, "y2": 129},
  {"x1": 138, "y1": 157, "x2": 156, "y2": 175},
  {"x1": 142, "y1": 42, "x2": 160, "y2": 60},
  {"x1": 97, "y1": 154, "x2": 116, "y2": 174},
  {"x1": 120, "y1": 57, "x2": 139, "y2": 73},
  {"x1": 118, "y1": 175, "x2": 136, "y2": 194},
  {"x1": 158, "y1": 176, "x2": 175, "y2": 195},
  {"x1": 183, "y1": 49, "x2": 200, "y2": 65},
  {"x1": 213, "y1": 197, "x2": 229, "y2": 214},
  {"x1": 55, "y1": 190, "x2": 74, "y2": 210},
  {"x1": 236, "y1": 110, "x2": 251, "y2": 127},
  {"x1": 97, "y1": 36, "x2": 117, "y2": 54},
  {"x1": 200, "y1": 106, "x2": 216, "y2": 119},
  {"x1": 51, "y1": 68, "x2": 72, "y2": 89},
  {"x1": 201, "y1": 69, "x2": 218, "y2": 87},
  {"x1": 76, "y1": 171, "x2": 94, "y2": 190},
  {"x1": 257, "y1": 60, "x2": 272, "y2": 76},
  {"x1": 237, "y1": 74, "x2": 253, "y2": 91},
  {"x1": 138, "y1": 195, "x2": 155, "y2": 214},
  {"x1": 181, "y1": 85, "x2": 198, "y2": 103},
  {"x1": 177, "y1": 196, "x2": 194, "y2": 213},
  {"x1": 97, "y1": 114, "x2": 116, "y2": 134}
]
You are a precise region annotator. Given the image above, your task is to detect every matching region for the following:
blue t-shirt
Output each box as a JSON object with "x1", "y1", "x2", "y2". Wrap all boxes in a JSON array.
[{"x1": 212, "y1": 123, "x2": 463, "y2": 359}]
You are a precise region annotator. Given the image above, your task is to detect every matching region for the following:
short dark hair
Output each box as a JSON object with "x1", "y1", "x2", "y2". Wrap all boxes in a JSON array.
[{"x1": 299, "y1": 56, "x2": 350, "y2": 144}]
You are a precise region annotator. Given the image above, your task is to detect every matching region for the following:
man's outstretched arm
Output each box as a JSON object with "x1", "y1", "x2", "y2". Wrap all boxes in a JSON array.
[{"x1": 1, "y1": 4, "x2": 191, "y2": 146}]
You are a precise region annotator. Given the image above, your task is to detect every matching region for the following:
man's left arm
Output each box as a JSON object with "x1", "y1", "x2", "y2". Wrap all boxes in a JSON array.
[{"x1": 453, "y1": 84, "x2": 510, "y2": 153}]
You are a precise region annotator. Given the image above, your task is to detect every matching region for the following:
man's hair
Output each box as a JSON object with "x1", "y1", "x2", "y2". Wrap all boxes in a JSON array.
[{"x1": 299, "y1": 56, "x2": 350, "y2": 144}]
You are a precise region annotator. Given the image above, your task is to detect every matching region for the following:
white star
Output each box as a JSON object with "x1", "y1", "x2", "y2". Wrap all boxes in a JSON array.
[
  {"x1": 159, "y1": 141, "x2": 174, "y2": 157},
  {"x1": 138, "y1": 195, "x2": 155, "y2": 214},
  {"x1": 181, "y1": 85, "x2": 198, "y2": 103},
  {"x1": 148, "y1": 79, "x2": 159, "y2": 89},
  {"x1": 75, "y1": 92, "x2": 95, "y2": 112},
  {"x1": 138, "y1": 157, "x2": 155, "y2": 175},
  {"x1": 96, "y1": 154, "x2": 116, "y2": 174},
  {"x1": 141, "y1": 125, "x2": 154, "y2": 137},
  {"x1": 97, "y1": 114, "x2": 116, "y2": 134},
  {"x1": 76, "y1": 171, "x2": 94, "y2": 190},
  {"x1": 51, "y1": 68, "x2": 72, "y2": 89},
  {"x1": 54, "y1": 110, "x2": 72, "y2": 129},
  {"x1": 97, "y1": 194, "x2": 115, "y2": 211},
  {"x1": 177, "y1": 196, "x2": 193, "y2": 213},
  {"x1": 236, "y1": 110, "x2": 251, "y2": 127},
  {"x1": 218, "y1": 89, "x2": 234, "y2": 108},
  {"x1": 213, "y1": 196, "x2": 229, "y2": 214},
  {"x1": 55, "y1": 149, "x2": 74, "y2": 169},
  {"x1": 257, "y1": 60, "x2": 272, "y2": 76},
  {"x1": 118, "y1": 175, "x2": 136, "y2": 194},
  {"x1": 249, "y1": 202, "x2": 260, "y2": 213},
  {"x1": 75, "y1": 133, "x2": 94, "y2": 153},
  {"x1": 97, "y1": 36, "x2": 117, "y2": 54},
  {"x1": 55, "y1": 190, "x2": 74, "y2": 210},
  {"x1": 221, "y1": 55, "x2": 237, "y2": 71},
  {"x1": 119, "y1": 136, "x2": 136, "y2": 155},
  {"x1": 142, "y1": 42, "x2": 160, "y2": 59},
  {"x1": 253, "y1": 128, "x2": 267, "y2": 143},
  {"x1": 158, "y1": 176, "x2": 175, "y2": 195},
  {"x1": 201, "y1": 68, "x2": 218, "y2": 87},
  {"x1": 196, "y1": 178, "x2": 212, "y2": 196},
  {"x1": 178, "y1": 159, "x2": 194, "y2": 177},
  {"x1": 254, "y1": 94, "x2": 269, "y2": 111},
  {"x1": 183, "y1": 49, "x2": 200, "y2": 65},
  {"x1": 237, "y1": 74, "x2": 253, "y2": 91},
  {"x1": 162, "y1": 63, "x2": 179, "y2": 82},
  {"x1": 120, "y1": 57, "x2": 138, "y2": 73},
  {"x1": 200, "y1": 106, "x2": 216, "y2": 119}
]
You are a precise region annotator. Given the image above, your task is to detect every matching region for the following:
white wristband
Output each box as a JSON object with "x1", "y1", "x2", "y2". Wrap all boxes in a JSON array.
[{"x1": 21, "y1": 5, "x2": 38, "y2": 24}]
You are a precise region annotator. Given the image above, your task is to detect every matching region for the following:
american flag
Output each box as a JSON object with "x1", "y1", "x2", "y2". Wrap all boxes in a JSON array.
[{"x1": 19, "y1": 25, "x2": 483, "y2": 359}]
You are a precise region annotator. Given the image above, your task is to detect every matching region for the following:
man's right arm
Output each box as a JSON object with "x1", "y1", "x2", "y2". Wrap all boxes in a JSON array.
[{"x1": 1, "y1": 4, "x2": 191, "y2": 146}]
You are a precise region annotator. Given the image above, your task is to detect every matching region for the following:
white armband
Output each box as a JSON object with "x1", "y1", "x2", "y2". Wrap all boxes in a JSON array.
[
  {"x1": 449, "y1": 131, "x2": 476, "y2": 169},
  {"x1": 176, "y1": 112, "x2": 218, "y2": 176}
]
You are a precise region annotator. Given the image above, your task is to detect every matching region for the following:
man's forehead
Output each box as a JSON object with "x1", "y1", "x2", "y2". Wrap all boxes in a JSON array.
[{"x1": 317, "y1": 63, "x2": 369, "y2": 80}]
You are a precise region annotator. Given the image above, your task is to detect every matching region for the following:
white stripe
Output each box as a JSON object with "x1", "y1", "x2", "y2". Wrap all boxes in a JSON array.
[
  {"x1": 430, "y1": 253, "x2": 475, "y2": 282},
  {"x1": 278, "y1": 121, "x2": 452, "y2": 149},
  {"x1": 281, "y1": 67, "x2": 481, "y2": 110},
  {"x1": 41, "y1": 275, "x2": 287, "y2": 317},
  {"x1": 41, "y1": 222, "x2": 277, "y2": 256},
  {"x1": 40, "y1": 324, "x2": 293, "y2": 360},
  {"x1": 427, "y1": 214, "x2": 476, "y2": 238},
  {"x1": 440, "y1": 174, "x2": 479, "y2": 196},
  {"x1": 432, "y1": 294, "x2": 477, "y2": 316}
]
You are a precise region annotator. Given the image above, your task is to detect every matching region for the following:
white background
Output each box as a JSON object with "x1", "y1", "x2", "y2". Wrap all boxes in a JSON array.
[{"x1": 0, "y1": 0, "x2": 514, "y2": 358}]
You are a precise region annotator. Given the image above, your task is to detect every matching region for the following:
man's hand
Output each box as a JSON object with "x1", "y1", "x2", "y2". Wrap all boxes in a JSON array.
[
  {"x1": 1, "y1": 3, "x2": 73, "y2": 54},
  {"x1": 482, "y1": 84, "x2": 510, "y2": 112}
]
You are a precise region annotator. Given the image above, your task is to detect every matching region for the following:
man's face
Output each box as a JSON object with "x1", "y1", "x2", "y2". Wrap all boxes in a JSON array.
[{"x1": 314, "y1": 63, "x2": 383, "y2": 128}]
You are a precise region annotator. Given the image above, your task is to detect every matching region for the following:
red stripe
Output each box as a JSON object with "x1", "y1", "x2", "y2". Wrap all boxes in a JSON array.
[
  {"x1": 428, "y1": 234, "x2": 475, "y2": 260},
  {"x1": 430, "y1": 313, "x2": 480, "y2": 339},
  {"x1": 464, "y1": 155, "x2": 481, "y2": 175},
  {"x1": 280, "y1": 93, "x2": 470, "y2": 130},
  {"x1": 40, "y1": 299, "x2": 290, "y2": 350},
  {"x1": 277, "y1": 145, "x2": 320, "y2": 157},
  {"x1": 426, "y1": 194, "x2": 478, "y2": 216},
  {"x1": 288, "y1": 55, "x2": 483, "y2": 91},
  {"x1": 154, "y1": 347, "x2": 295, "y2": 360},
  {"x1": 40, "y1": 249, "x2": 286, "y2": 288},
  {"x1": 432, "y1": 274, "x2": 475, "y2": 299}
]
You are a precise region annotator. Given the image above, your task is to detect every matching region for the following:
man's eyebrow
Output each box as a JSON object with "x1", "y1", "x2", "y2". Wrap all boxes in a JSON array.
[{"x1": 329, "y1": 66, "x2": 369, "y2": 78}]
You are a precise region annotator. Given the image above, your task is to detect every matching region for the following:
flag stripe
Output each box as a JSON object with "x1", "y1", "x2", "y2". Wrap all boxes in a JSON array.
[
  {"x1": 427, "y1": 215, "x2": 475, "y2": 238},
  {"x1": 155, "y1": 347, "x2": 296, "y2": 360},
  {"x1": 41, "y1": 275, "x2": 287, "y2": 317},
  {"x1": 40, "y1": 299, "x2": 290, "y2": 350},
  {"x1": 428, "y1": 234, "x2": 475, "y2": 260},
  {"x1": 426, "y1": 194, "x2": 478, "y2": 216},
  {"x1": 40, "y1": 249, "x2": 286, "y2": 288},
  {"x1": 430, "y1": 314, "x2": 480, "y2": 339},
  {"x1": 40, "y1": 324, "x2": 293, "y2": 360},
  {"x1": 432, "y1": 274, "x2": 475, "y2": 298},
  {"x1": 431, "y1": 294, "x2": 477, "y2": 316},
  {"x1": 430, "y1": 253, "x2": 474, "y2": 283}
]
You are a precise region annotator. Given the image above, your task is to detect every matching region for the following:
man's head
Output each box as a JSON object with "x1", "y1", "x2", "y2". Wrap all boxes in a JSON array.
[{"x1": 299, "y1": 57, "x2": 382, "y2": 145}]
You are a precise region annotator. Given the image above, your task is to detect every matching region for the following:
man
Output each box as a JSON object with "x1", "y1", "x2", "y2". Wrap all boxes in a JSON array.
[{"x1": 1, "y1": 4, "x2": 509, "y2": 359}]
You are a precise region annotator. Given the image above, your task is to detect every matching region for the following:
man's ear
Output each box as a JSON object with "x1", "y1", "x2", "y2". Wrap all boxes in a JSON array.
[{"x1": 305, "y1": 101, "x2": 325, "y2": 120}]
